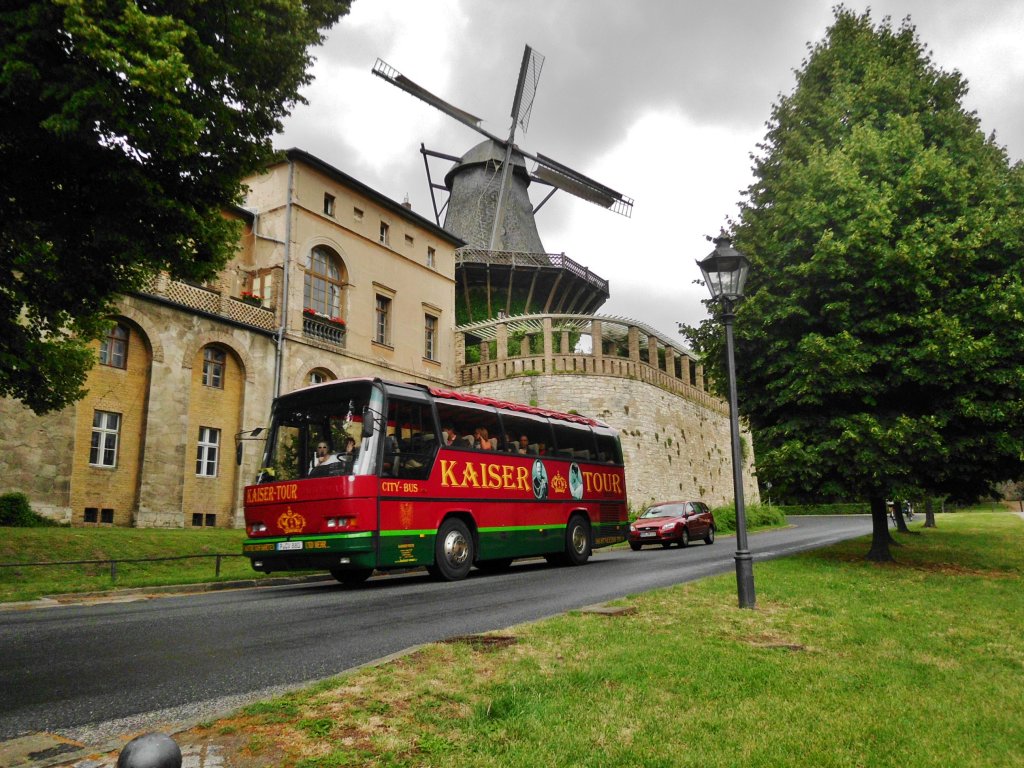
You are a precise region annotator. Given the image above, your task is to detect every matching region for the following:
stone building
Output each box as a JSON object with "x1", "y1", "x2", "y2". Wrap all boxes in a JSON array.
[{"x1": 0, "y1": 149, "x2": 462, "y2": 527}]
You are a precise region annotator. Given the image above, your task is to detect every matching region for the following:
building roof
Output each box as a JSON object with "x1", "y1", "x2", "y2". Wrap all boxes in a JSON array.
[{"x1": 278, "y1": 148, "x2": 465, "y2": 247}]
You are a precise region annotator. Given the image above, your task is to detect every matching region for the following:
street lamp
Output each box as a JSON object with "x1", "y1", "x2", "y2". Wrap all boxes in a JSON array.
[{"x1": 697, "y1": 232, "x2": 756, "y2": 609}]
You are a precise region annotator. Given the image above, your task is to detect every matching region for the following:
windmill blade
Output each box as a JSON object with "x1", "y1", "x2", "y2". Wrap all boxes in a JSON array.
[
  {"x1": 530, "y1": 151, "x2": 634, "y2": 217},
  {"x1": 372, "y1": 58, "x2": 503, "y2": 144},
  {"x1": 510, "y1": 45, "x2": 545, "y2": 135}
]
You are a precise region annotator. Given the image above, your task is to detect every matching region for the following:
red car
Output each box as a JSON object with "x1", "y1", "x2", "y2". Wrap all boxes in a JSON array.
[{"x1": 628, "y1": 501, "x2": 716, "y2": 550}]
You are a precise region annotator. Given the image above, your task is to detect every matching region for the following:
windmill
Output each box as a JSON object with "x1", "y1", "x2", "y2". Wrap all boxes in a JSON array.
[{"x1": 372, "y1": 46, "x2": 633, "y2": 254}]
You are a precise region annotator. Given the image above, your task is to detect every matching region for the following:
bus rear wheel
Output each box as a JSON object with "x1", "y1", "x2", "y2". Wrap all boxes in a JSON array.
[
  {"x1": 430, "y1": 518, "x2": 474, "y2": 581},
  {"x1": 330, "y1": 568, "x2": 373, "y2": 587},
  {"x1": 551, "y1": 515, "x2": 591, "y2": 566}
]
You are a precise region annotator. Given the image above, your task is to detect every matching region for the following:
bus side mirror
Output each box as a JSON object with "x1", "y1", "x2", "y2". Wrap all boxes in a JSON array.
[
  {"x1": 362, "y1": 407, "x2": 375, "y2": 438},
  {"x1": 235, "y1": 427, "x2": 264, "y2": 465}
]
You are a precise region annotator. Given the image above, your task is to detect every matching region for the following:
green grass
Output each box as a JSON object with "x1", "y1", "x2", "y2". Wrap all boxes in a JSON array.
[
  {"x1": 191, "y1": 511, "x2": 1023, "y2": 767},
  {"x1": 0, "y1": 527, "x2": 287, "y2": 602}
]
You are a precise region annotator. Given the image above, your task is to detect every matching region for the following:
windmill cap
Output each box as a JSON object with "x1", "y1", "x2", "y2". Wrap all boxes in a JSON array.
[{"x1": 444, "y1": 139, "x2": 531, "y2": 188}]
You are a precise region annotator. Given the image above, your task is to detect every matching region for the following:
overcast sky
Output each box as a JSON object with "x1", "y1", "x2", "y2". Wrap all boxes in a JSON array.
[{"x1": 275, "y1": 0, "x2": 1024, "y2": 342}]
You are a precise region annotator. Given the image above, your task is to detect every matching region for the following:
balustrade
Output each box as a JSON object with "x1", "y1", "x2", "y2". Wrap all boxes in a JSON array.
[{"x1": 455, "y1": 313, "x2": 724, "y2": 414}]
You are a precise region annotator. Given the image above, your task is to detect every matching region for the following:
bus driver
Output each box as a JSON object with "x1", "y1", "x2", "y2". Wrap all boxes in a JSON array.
[{"x1": 310, "y1": 441, "x2": 339, "y2": 471}]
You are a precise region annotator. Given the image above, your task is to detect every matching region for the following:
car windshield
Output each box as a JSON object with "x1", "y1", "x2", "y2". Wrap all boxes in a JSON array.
[{"x1": 640, "y1": 504, "x2": 683, "y2": 519}]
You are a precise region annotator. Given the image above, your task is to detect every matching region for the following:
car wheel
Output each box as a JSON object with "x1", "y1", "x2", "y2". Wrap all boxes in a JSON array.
[
  {"x1": 660, "y1": 541, "x2": 672, "y2": 549},
  {"x1": 679, "y1": 527, "x2": 689, "y2": 548},
  {"x1": 330, "y1": 568, "x2": 373, "y2": 587},
  {"x1": 704, "y1": 526, "x2": 715, "y2": 545},
  {"x1": 629, "y1": 542, "x2": 642, "y2": 551},
  {"x1": 432, "y1": 518, "x2": 474, "y2": 581}
]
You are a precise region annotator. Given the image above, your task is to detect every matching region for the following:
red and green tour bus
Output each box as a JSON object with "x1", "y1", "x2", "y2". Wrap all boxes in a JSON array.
[{"x1": 242, "y1": 377, "x2": 628, "y2": 583}]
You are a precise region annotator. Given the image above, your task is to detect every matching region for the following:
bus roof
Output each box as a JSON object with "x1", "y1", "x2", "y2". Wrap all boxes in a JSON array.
[
  {"x1": 281, "y1": 378, "x2": 609, "y2": 429},
  {"x1": 428, "y1": 386, "x2": 605, "y2": 427}
]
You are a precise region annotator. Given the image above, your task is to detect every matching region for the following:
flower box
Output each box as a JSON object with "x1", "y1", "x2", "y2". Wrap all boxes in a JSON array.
[
  {"x1": 240, "y1": 291, "x2": 263, "y2": 307},
  {"x1": 303, "y1": 308, "x2": 346, "y2": 327}
]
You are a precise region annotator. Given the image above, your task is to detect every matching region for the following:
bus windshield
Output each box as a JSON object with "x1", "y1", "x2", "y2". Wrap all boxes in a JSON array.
[{"x1": 256, "y1": 380, "x2": 382, "y2": 483}]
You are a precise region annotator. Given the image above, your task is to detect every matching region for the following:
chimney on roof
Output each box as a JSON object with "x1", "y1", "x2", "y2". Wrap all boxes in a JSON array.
[{"x1": 401, "y1": 194, "x2": 412, "y2": 210}]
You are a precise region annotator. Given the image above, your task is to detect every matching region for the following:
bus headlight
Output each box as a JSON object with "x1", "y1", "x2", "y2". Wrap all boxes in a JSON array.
[{"x1": 251, "y1": 522, "x2": 267, "y2": 533}]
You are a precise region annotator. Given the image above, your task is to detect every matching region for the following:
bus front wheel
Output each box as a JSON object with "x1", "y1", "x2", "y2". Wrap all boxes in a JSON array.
[{"x1": 430, "y1": 518, "x2": 474, "y2": 581}]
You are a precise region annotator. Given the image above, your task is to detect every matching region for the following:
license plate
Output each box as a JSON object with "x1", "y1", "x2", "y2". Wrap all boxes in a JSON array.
[
  {"x1": 640, "y1": 531, "x2": 656, "y2": 538},
  {"x1": 277, "y1": 541, "x2": 303, "y2": 551}
]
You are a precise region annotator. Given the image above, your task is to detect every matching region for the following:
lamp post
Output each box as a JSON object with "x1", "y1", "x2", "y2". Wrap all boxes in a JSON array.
[{"x1": 697, "y1": 233, "x2": 756, "y2": 609}]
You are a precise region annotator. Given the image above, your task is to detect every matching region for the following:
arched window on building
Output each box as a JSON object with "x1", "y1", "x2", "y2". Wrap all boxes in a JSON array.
[
  {"x1": 202, "y1": 346, "x2": 226, "y2": 388},
  {"x1": 99, "y1": 323, "x2": 129, "y2": 369},
  {"x1": 304, "y1": 246, "x2": 346, "y2": 319},
  {"x1": 308, "y1": 368, "x2": 335, "y2": 386}
]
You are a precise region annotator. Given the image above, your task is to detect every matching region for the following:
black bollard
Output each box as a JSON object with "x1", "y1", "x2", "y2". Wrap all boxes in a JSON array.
[{"x1": 116, "y1": 732, "x2": 182, "y2": 768}]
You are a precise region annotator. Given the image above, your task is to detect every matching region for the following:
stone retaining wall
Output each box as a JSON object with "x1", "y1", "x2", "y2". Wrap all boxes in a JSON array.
[{"x1": 458, "y1": 373, "x2": 759, "y2": 511}]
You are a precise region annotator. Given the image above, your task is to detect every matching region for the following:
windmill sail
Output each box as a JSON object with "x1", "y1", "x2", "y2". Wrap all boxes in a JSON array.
[
  {"x1": 510, "y1": 45, "x2": 545, "y2": 134},
  {"x1": 532, "y1": 152, "x2": 633, "y2": 216},
  {"x1": 372, "y1": 59, "x2": 499, "y2": 142}
]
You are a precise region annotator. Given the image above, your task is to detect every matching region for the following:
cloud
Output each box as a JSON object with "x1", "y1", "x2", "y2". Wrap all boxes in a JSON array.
[{"x1": 276, "y1": 0, "x2": 1024, "y2": 345}]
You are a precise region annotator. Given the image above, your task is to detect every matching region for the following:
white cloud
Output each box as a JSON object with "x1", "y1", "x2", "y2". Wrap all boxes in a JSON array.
[{"x1": 276, "y1": 0, "x2": 1024, "y2": 342}]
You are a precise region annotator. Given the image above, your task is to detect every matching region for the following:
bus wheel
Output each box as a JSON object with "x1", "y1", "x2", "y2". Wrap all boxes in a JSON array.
[
  {"x1": 432, "y1": 518, "x2": 474, "y2": 581},
  {"x1": 330, "y1": 568, "x2": 373, "y2": 587},
  {"x1": 564, "y1": 515, "x2": 592, "y2": 566}
]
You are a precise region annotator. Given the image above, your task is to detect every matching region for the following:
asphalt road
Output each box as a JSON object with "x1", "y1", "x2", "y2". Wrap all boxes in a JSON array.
[{"x1": 0, "y1": 515, "x2": 871, "y2": 743}]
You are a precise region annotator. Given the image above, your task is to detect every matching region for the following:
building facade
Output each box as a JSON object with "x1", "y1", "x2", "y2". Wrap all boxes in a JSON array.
[{"x1": 0, "y1": 149, "x2": 462, "y2": 528}]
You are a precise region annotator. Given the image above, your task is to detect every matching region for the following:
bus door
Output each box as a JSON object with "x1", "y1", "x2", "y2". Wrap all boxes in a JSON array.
[{"x1": 376, "y1": 392, "x2": 440, "y2": 567}]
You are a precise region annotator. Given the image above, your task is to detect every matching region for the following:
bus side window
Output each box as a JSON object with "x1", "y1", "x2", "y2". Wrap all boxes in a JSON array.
[
  {"x1": 594, "y1": 431, "x2": 623, "y2": 465},
  {"x1": 385, "y1": 396, "x2": 437, "y2": 480}
]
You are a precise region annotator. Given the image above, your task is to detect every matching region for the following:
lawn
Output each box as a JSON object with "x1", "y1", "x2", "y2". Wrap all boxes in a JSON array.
[
  {"x1": 167, "y1": 510, "x2": 1024, "y2": 767},
  {"x1": 0, "y1": 527, "x2": 283, "y2": 602}
]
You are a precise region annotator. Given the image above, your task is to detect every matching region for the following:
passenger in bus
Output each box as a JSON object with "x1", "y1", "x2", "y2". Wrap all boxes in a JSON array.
[
  {"x1": 474, "y1": 427, "x2": 496, "y2": 450},
  {"x1": 516, "y1": 435, "x2": 530, "y2": 454},
  {"x1": 343, "y1": 436, "x2": 357, "y2": 456},
  {"x1": 382, "y1": 433, "x2": 400, "y2": 476},
  {"x1": 309, "y1": 441, "x2": 339, "y2": 471},
  {"x1": 442, "y1": 424, "x2": 457, "y2": 446}
]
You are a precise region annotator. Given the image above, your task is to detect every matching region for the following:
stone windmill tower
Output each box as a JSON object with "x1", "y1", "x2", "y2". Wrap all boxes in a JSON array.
[{"x1": 373, "y1": 46, "x2": 632, "y2": 323}]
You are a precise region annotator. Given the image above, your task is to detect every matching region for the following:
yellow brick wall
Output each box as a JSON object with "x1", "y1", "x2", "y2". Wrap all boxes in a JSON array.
[
  {"x1": 70, "y1": 322, "x2": 151, "y2": 526},
  {"x1": 181, "y1": 345, "x2": 243, "y2": 528}
]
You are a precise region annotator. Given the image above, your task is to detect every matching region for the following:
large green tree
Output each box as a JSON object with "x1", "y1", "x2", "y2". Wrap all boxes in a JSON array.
[
  {"x1": 685, "y1": 8, "x2": 1024, "y2": 559},
  {"x1": 1, "y1": 0, "x2": 349, "y2": 413}
]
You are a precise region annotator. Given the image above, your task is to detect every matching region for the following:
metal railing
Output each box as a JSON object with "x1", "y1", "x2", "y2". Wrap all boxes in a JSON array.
[{"x1": 0, "y1": 553, "x2": 246, "y2": 582}]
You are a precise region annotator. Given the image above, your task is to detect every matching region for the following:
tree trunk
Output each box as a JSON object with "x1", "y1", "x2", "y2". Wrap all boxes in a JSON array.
[
  {"x1": 924, "y1": 496, "x2": 936, "y2": 528},
  {"x1": 893, "y1": 499, "x2": 910, "y2": 533},
  {"x1": 866, "y1": 496, "x2": 894, "y2": 561}
]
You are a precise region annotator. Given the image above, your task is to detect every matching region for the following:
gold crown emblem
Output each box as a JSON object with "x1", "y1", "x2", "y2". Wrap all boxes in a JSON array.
[
  {"x1": 550, "y1": 473, "x2": 568, "y2": 495},
  {"x1": 278, "y1": 508, "x2": 306, "y2": 534}
]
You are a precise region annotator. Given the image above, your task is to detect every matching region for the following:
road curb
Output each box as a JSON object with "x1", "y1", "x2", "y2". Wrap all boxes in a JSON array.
[{"x1": 0, "y1": 574, "x2": 334, "y2": 612}]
